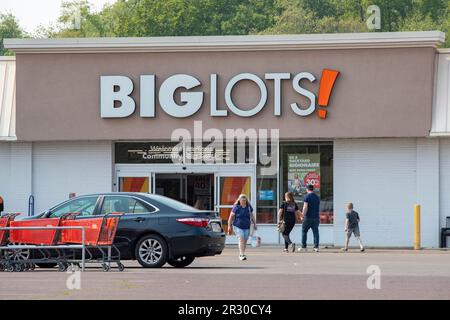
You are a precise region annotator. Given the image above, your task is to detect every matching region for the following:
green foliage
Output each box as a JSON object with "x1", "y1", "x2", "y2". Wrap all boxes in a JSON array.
[
  {"x1": 262, "y1": 0, "x2": 367, "y2": 34},
  {"x1": 46, "y1": 0, "x2": 278, "y2": 37},
  {"x1": 1, "y1": 0, "x2": 449, "y2": 50},
  {"x1": 0, "y1": 13, "x2": 24, "y2": 55},
  {"x1": 262, "y1": 0, "x2": 448, "y2": 47}
]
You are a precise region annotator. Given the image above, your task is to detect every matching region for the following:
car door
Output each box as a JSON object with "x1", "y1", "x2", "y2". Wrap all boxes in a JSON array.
[{"x1": 98, "y1": 195, "x2": 158, "y2": 259}]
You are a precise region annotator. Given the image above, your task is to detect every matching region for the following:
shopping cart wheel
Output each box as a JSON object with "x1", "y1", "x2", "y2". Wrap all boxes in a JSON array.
[
  {"x1": 14, "y1": 263, "x2": 24, "y2": 272},
  {"x1": 117, "y1": 262, "x2": 125, "y2": 272},
  {"x1": 102, "y1": 263, "x2": 111, "y2": 272},
  {"x1": 57, "y1": 262, "x2": 68, "y2": 272},
  {"x1": 30, "y1": 263, "x2": 36, "y2": 271}
]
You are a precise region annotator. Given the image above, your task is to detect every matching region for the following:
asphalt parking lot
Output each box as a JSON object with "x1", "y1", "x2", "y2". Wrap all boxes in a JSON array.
[{"x1": 0, "y1": 246, "x2": 449, "y2": 300}]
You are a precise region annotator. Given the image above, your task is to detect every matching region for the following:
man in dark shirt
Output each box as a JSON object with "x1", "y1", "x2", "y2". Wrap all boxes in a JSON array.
[
  {"x1": 0, "y1": 196, "x2": 4, "y2": 214},
  {"x1": 299, "y1": 185, "x2": 320, "y2": 252}
]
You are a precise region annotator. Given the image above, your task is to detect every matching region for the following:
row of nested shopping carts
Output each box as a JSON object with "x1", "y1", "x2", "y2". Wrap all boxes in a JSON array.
[{"x1": 0, "y1": 212, "x2": 125, "y2": 272}]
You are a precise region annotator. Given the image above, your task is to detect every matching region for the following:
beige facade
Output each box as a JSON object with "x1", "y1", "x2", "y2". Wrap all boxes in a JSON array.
[
  {"x1": 4, "y1": 32, "x2": 444, "y2": 142},
  {"x1": 2, "y1": 32, "x2": 449, "y2": 247}
]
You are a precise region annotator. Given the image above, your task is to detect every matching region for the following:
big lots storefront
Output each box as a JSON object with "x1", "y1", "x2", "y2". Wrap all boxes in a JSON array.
[{"x1": 1, "y1": 31, "x2": 449, "y2": 247}]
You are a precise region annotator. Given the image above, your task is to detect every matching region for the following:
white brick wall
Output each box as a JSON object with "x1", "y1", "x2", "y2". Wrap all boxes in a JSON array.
[
  {"x1": 32, "y1": 141, "x2": 113, "y2": 213},
  {"x1": 440, "y1": 138, "x2": 450, "y2": 231},
  {"x1": 334, "y1": 138, "x2": 442, "y2": 248},
  {"x1": 334, "y1": 139, "x2": 417, "y2": 247},
  {"x1": 416, "y1": 138, "x2": 440, "y2": 247},
  {"x1": 0, "y1": 142, "x2": 32, "y2": 214}
]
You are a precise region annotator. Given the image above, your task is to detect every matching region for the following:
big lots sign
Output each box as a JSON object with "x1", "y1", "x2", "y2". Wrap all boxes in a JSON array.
[{"x1": 100, "y1": 69, "x2": 339, "y2": 119}]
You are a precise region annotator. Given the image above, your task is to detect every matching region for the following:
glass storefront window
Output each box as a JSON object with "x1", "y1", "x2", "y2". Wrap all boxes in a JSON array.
[
  {"x1": 256, "y1": 177, "x2": 277, "y2": 223},
  {"x1": 118, "y1": 177, "x2": 149, "y2": 193},
  {"x1": 115, "y1": 140, "x2": 333, "y2": 225},
  {"x1": 281, "y1": 142, "x2": 333, "y2": 224},
  {"x1": 256, "y1": 138, "x2": 278, "y2": 224}
]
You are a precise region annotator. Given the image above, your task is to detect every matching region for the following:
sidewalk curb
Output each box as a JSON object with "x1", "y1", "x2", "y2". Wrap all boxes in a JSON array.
[{"x1": 224, "y1": 244, "x2": 450, "y2": 252}]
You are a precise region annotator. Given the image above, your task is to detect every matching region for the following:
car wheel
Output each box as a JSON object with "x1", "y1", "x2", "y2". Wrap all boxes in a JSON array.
[
  {"x1": 35, "y1": 263, "x2": 57, "y2": 269},
  {"x1": 135, "y1": 234, "x2": 168, "y2": 268},
  {"x1": 167, "y1": 256, "x2": 195, "y2": 268}
]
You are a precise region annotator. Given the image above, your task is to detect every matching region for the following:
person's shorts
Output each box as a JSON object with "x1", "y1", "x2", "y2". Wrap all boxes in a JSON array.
[
  {"x1": 233, "y1": 226, "x2": 250, "y2": 241},
  {"x1": 347, "y1": 226, "x2": 360, "y2": 237}
]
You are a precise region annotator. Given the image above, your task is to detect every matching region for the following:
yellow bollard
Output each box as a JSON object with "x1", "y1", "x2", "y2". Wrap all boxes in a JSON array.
[{"x1": 414, "y1": 204, "x2": 421, "y2": 250}]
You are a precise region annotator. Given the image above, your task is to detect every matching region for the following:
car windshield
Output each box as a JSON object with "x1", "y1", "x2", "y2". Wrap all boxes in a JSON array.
[
  {"x1": 48, "y1": 196, "x2": 98, "y2": 217},
  {"x1": 147, "y1": 194, "x2": 200, "y2": 211}
]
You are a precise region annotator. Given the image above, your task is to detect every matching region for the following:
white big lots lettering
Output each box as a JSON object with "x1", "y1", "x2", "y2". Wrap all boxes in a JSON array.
[
  {"x1": 290, "y1": 72, "x2": 316, "y2": 116},
  {"x1": 158, "y1": 74, "x2": 204, "y2": 118},
  {"x1": 99, "y1": 72, "x2": 318, "y2": 118},
  {"x1": 100, "y1": 76, "x2": 135, "y2": 118},
  {"x1": 224, "y1": 73, "x2": 268, "y2": 117}
]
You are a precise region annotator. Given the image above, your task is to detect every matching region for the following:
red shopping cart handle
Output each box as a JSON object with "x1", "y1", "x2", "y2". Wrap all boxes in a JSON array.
[{"x1": 0, "y1": 213, "x2": 21, "y2": 218}]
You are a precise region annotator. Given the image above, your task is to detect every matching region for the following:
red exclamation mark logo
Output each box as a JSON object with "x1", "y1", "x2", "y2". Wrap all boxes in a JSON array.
[{"x1": 318, "y1": 69, "x2": 340, "y2": 119}]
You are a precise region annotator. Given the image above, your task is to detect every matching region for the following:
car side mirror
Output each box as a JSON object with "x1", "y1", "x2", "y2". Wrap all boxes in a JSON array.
[{"x1": 44, "y1": 210, "x2": 51, "y2": 218}]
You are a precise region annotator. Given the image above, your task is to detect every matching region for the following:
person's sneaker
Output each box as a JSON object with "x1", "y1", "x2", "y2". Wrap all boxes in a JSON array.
[
  {"x1": 360, "y1": 247, "x2": 365, "y2": 252},
  {"x1": 239, "y1": 254, "x2": 246, "y2": 261},
  {"x1": 341, "y1": 248, "x2": 348, "y2": 252},
  {"x1": 282, "y1": 249, "x2": 289, "y2": 253},
  {"x1": 291, "y1": 243, "x2": 296, "y2": 252},
  {"x1": 313, "y1": 247, "x2": 319, "y2": 252},
  {"x1": 297, "y1": 247, "x2": 307, "y2": 252}
]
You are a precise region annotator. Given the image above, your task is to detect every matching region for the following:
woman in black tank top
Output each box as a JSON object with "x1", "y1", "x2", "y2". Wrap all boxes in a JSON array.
[{"x1": 278, "y1": 192, "x2": 301, "y2": 252}]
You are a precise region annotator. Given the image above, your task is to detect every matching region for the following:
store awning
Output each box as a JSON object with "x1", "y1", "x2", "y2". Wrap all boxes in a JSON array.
[
  {"x1": 431, "y1": 49, "x2": 450, "y2": 136},
  {"x1": 0, "y1": 56, "x2": 16, "y2": 140}
]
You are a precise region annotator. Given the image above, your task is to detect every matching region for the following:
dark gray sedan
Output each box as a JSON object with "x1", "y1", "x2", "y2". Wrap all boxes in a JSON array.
[{"x1": 24, "y1": 193, "x2": 225, "y2": 268}]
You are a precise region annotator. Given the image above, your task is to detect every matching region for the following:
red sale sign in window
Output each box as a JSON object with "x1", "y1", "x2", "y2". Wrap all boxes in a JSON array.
[{"x1": 304, "y1": 172, "x2": 320, "y2": 189}]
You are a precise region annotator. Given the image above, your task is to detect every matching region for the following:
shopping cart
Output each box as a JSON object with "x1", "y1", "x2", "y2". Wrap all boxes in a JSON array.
[
  {"x1": 0, "y1": 212, "x2": 124, "y2": 272},
  {"x1": 0, "y1": 213, "x2": 20, "y2": 246},
  {"x1": 1, "y1": 212, "x2": 80, "y2": 272},
  {"x1": 10, "y1": 217, "x2": 63, "y2": 245},
  {"x1": 0, "y1": 213, "x2": 22, "y2": 271},
  {"x1": 60, "y1": 212, "x2": 124, "y2": 271}
]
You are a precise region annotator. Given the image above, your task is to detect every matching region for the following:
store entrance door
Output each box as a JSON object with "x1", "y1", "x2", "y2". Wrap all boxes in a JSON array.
[
  {"x1": 215, "y1": 172, "x2": 256, "y2": 229},
  {"x1": 154, "y1": 173, "x2": 214, "y2": 210}
]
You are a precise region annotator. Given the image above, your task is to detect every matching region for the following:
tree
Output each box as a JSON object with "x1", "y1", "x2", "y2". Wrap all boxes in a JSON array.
[
  {"x1": 356, "y1": 0, "x2": 414, "y2": 32},
  {"x1": 261, "y1": 1, "x2": 318, "y2": 35},
  {"x1": 0, "y1": 13, "x2": 24, "y2": 55},
  {"x1": 219, "y1": 0, "x2": 279, "y2": 35},
  {"x1": 5, "y1": 0, "x2": 448, "y2": 49},
  {"x1": 51, "y1": 0, "x2": 278, "y2": 37},
  {"x1": 261, "y1": 0, "x2": 366, "y2": 35},
  {"x1": 399, "y1": 0, "x2": 449, "y2": 47},
  {"x1": 56, "y1": 0, "x2": 106, "y2": 37}
]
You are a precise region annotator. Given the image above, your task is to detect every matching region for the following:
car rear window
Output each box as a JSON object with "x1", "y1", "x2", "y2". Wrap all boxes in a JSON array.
[{"x1": 147, "y1": 194, "x2": 200, "y2": 211}]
